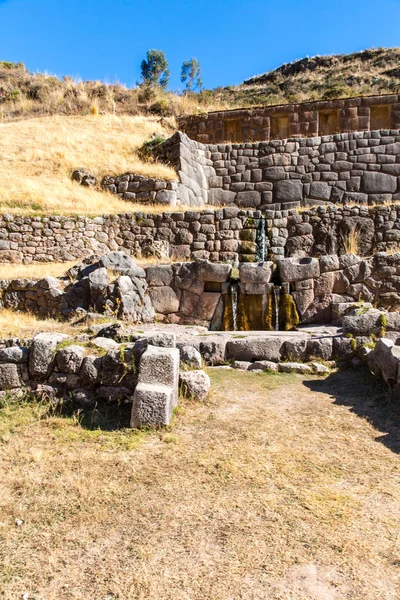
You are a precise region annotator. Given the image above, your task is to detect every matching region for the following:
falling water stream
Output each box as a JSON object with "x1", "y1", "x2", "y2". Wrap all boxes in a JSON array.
[
  {"x1": 273, "y1": 286, "x2": 281, "y2": 331},
  {"x1": 231, "y1": 284, "x2": 238, "y2": 331},
  {"x1": 256, "y1": 217, "x2": 266, "y2": 263}
]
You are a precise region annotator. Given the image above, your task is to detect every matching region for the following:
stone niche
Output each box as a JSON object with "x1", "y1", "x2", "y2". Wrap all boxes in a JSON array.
[
  {"x1": 370, "y1": 105, "x2": 391, "y2": 130},
  {"x1": 318, "y1": 109, "x2": 339, "y2": 136}
]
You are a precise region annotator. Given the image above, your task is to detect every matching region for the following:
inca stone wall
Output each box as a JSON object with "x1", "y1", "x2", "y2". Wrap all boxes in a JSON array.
[
  {"x1": 107, "y1": 130, "x2": 400, "y2": 211},
  {"x1": 178, "y1": 94, "x2": 400, "y2": 144},
  {"x1": 2, "y1": 204, "x2": 400, "y2": 265}
]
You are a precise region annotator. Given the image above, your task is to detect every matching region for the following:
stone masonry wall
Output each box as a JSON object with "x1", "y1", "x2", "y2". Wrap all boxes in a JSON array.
[
  {"x1": 106, "y1": 130, "x2": 400, "y2": 211},
  {"x1": 200, "y1": 130, "x2": 400, "y2": 210},
  {"x1": 3, "y1": 205, "x2": 400, "y2": 264},
  {"x1": 178, "y1": 94, "x2": 400, "y2": 144}
]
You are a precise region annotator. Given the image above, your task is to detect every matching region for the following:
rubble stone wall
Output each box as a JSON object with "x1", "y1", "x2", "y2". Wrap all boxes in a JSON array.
[{"x1": 2, "y1": 204, "x2": 400, "y2": 265}]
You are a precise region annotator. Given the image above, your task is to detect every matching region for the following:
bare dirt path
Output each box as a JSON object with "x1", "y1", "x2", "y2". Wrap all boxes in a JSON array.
[{"x1": 1, "y1": 368, "x2": 399, "y2": 599}]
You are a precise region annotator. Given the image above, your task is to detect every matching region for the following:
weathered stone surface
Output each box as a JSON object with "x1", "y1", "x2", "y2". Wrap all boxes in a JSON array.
[
  {"x1": 131, "y1": 344, "x2": 180, "y2": 427},
  {"x1": 179, "y1": 370, "x2": 210, "y2": 401},
  {"x1": 239, "y1": 262, "x2": 273, "y2": 284},
  {"x1": 368, "y1": 338, "x2": 400, "y2": 384},
  {"x1": 146, "y1": 265, "x2": 174, "y2": 287},
  {"x1": 342, "y1": 309, "x2": 384, "y2": 336},
  {"x1": 56, "y1": 345, "x2": 86, "y2": 374},
  {"x1": 29, "y1": 332, "x2": 69, "y2": 380},
  {"x1": 277, "y1": 257, "x2": 320, "y2": 282},
  {"x1": 180, "y1": 345, "x2": 202, "y2": 369},
  {"x1": 0, "y1": 363, "x2": 20, "y2": 389},
  {"x1": 361, "y1": 172, "x2": 397, "y2": 194},
  {"x1": 275, "y1": 180, "x2": 303, "y2": 203},
  {"x1": 199, "y1": 338, "x2": 227, "y2": 365},
  {"x1": 225, "y1": 336, "x2": 286, "y2": 362},
  {"x1": 0, "y1": 346, "x2": 28, "y2": 363},
  {"x1": 196, "y1": 260, "x2": 231, "y2": 282},
  {"x1": 80, "y1": 355, "x2": 102, "y2": 386},
  {"x1": 278, "y1": 362, "x2": 312, "y2": 374},
  {"x1": 149, "y1": 286, "x2": 180, "y2": 314}
]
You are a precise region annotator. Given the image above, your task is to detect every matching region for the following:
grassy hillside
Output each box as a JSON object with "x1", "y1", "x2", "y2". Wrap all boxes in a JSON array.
[
  {"x1": 2, "y1": 48, "x2": 400, "y2": 123},
  {"x1": 221, "y1": 47, "x2": 400, "y2": 107},
  {"x1": 0, "y1": 114, "x2": 177, "y2": 215}
]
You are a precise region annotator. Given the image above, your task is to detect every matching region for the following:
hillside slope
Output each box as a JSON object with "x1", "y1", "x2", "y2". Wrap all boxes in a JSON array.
[
  {"x1": 0, "y1": 114, "x2": 176, "y2": 215},
  {"x1": 230, "y1": 47, "x2": 400, "y2": 106}
]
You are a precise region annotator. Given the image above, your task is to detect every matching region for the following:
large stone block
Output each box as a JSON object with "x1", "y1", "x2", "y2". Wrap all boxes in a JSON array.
[
  {"x1": 196, "y1": 260, "x2": 231, "y2": 282},
  {"x1": 236, "y1": 191, "x2": 261, "y2": 208},
  {"x1": 225, "y1": 336, "x2": 291, "y2": 362},
  {"x1": 29, "y1": 332, "x2": 69, "y2": 380},
  {"x1": 0, "y1": 363, "x2": 21, "y2": 390},
  {"x1": 131, "y1": 383, "x2": 174, "y2": 427},
  {"x1": 131, "y1": 345, "x2": 180, "y2": 427},
  {"x1": 369, "y1": 338, "x2": 400, "y2": 385},
  {"x1": 56, "y1": 345, "x2": 86, "y2": 374},
  {"x1": 179, "y1": 370, "x2": 210, "y2": 401},
  {"x1": 361, "y1": 172, "x2": 397, "y2": 194},
  {"x1": 277, "y1": 257, "x2": 320, "y2": 283},
  {"x1": 275, "y1": 180, "x2": 303, "y2": 203},
  {"x1": 148, "y1": 286, "x2": 180, "y2": 314},
  {"x1": 239, "y1": 262, "x2": 273, "y2": 284},
  {"x1": 146, "y1": 264, "x2": 174, "y2": 287}
]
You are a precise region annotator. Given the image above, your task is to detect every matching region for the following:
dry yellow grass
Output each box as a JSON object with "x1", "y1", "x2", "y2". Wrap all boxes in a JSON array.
[
  {"x1": 0, "y1": 309, "x2": 83, "y2": 338},
  {"x1": 0, "y1": 261, "x2": 77, "y2": 280},
  {"x1": 0, "y1": 368, "x2": 399, "y2": 599},
  {"x1": 0, "y1": 114, "x2": 178, "y2": 216}
]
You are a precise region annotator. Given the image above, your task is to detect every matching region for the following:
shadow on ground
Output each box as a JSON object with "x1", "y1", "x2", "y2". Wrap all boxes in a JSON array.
[{"x1": 303, "y1": 367, "x2": 400, "y2": 454}]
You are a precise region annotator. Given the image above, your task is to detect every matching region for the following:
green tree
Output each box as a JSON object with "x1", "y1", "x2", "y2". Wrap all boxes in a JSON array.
[
  {"x1": 181, "y1": 58, "x2": 203, "y2": 92},
  {"x1": 140, "y1": 49, "x2": 170, "y2": 89}
]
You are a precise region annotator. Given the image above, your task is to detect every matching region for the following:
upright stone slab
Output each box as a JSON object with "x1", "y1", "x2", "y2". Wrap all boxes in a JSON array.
[{"x1": 131, "y1": 345, "x2": 180, "y2": 427}]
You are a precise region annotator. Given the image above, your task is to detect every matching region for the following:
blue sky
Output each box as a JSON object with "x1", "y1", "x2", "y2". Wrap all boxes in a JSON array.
[{"x1": 1, "y1": 0, "x2": 400, "y2": 90}]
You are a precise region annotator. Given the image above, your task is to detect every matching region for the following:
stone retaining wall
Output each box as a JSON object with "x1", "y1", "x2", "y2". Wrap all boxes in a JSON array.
[
  {"x1": 3, "y1": 204, "x2": 400, "y2": 264},
  {"x1": 106, "y1": 130, "x2": 400, "y2": 211},
  {"x1": 3, "y1": 252, "x2": 400, "y2": 327},
  {"x1": 177, "y1": 94, "x2": 400, "y2": 144}
]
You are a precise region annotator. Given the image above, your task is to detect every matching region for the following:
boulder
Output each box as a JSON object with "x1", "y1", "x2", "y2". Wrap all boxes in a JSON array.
[
  {"x1": 180, "y1": 346, "x2": 202, "y2": 369},
  {"x1": 199, "y1": 337, "x2": 227, "y2": 365},
  {"x1": 91, "y1": 337, "x2": 120, "y2": 351},
  {"x1": 179, "y1": 370, "x2": 210, "y2": 401},
  {"x1": 248, "y1": 360, "x2": 278, "y2": 372},
  {"x1": 98, "y1": 251, "x2": 138, "y2": 274},
  {"x1": 71, "y1": 168, "x2": 97, "y2": 187},
  {"x1": 80, "y1": 355, "x2": 102, "y2": 386},
  {"x1": 29, "y1": 332, "x2": 69, "y2": 380},
  {"x1": 368, "y1": 338, "x2": 400, "y2": 385}
]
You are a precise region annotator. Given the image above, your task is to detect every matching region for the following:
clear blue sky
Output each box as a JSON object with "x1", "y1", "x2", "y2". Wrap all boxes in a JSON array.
[{"x1": 1, "y1": 0, "x2": 400, "y2": 90}]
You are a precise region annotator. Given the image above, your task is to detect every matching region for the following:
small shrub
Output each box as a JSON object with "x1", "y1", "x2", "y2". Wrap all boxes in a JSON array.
[
  {"x1": 137, "y1": 134, "x2": 167, "y2": 161},
  {"x1": 147, "y1": 98, "x2": 171, "y2": 116}
]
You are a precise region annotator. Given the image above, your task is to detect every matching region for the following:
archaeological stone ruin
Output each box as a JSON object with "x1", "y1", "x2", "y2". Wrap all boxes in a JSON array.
[{"x1": 3, "y1": 95, "x2": 400, "y2": 424}]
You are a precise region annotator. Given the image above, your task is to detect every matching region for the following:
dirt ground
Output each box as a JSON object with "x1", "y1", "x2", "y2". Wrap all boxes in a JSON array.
[{"x1": 0, "y1": 367, "x2": 399, "y2": 600}]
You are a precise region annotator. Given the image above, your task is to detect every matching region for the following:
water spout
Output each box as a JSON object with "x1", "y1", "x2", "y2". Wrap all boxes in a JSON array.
[
  {"x1": 231, "y1": 284, "x2": 238, "y2": 331},
  {"x1": 273, "y1": 286, "x2": 281, "y2": 331},
  {"x1": 256, "y1": 217, "x2": 266, "y2": 263}
]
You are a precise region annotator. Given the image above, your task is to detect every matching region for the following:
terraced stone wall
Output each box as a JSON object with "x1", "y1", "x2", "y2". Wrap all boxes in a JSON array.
[{"x1": 178, "y1": 94, "x2": 400, "y2": 144}]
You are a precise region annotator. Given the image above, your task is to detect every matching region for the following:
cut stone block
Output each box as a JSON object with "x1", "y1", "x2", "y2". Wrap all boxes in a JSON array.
[{"x1": 131, "y1": 383, "x2": 174, "y2": 427}]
